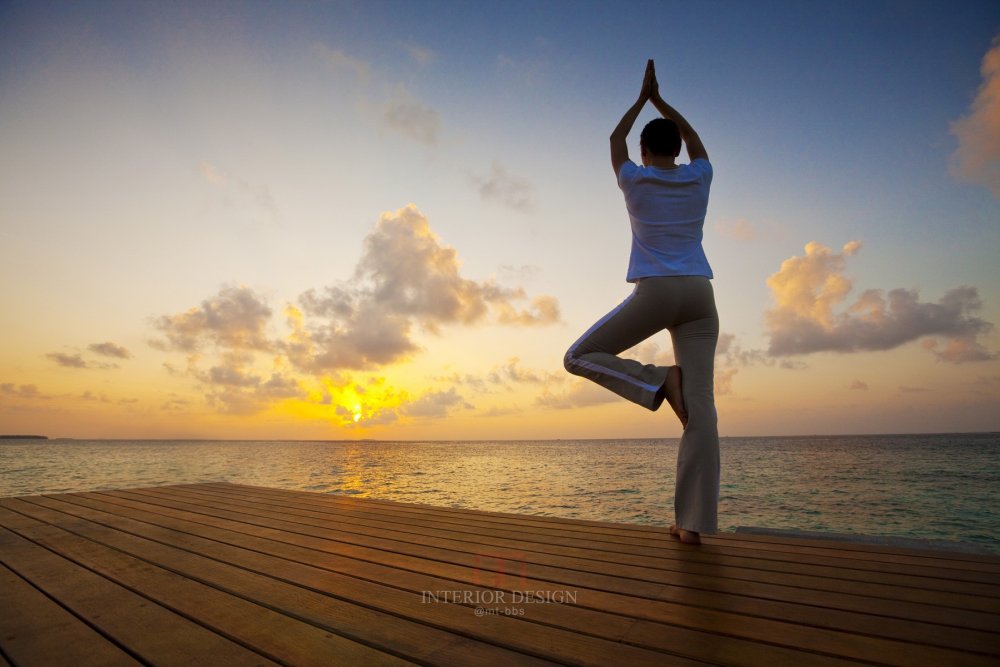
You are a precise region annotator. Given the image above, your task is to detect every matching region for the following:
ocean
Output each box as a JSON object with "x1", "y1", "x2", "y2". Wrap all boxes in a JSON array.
[{"x1": 2, "y1": 433, "x2": 998, "y2": 553}]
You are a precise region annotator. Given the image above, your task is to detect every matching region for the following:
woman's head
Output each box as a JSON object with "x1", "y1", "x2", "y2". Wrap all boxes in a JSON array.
[{"x1": 640, "y1": 118, "x2": 681, "y2": 159}]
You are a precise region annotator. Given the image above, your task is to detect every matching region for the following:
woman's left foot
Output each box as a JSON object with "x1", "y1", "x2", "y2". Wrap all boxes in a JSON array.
[
  {"x1": 664, "y1": 365, "x2": 687, "y2": 428},
  {"x1": 669, "y1": 524, "x2": 701, "y2": 544}
]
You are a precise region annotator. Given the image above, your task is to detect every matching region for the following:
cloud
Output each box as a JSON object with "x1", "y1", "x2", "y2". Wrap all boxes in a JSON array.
[
  {"x1": 922, "y1": 336, "x2": 995, "y2": 364},
  {"x1": 498, "y1": 264, "x2": 541, "y2": 283},
  {"x1": 950, "y1": 37, "x2": 1000, "y2": 197},
  {"x1": 236, "y1": 180, "x2": 281, "y2": 226},
  {"x1": 401, "y1": 42, "x2": 435, "y2": 66},
  {"x1": 621, "y1": 339, "x2": 675, "y2": 367},
  {"x1": 205, "y1": 373, "x2": 302, "y2": 415},
  {"x1": 336, "y1": 403, "x2": 399, "y2": 427},
  {"x1": 711, "y1": 333, "x2": 781, "y2": 396},
  {"x1": 481, "y1": 404, "x2": 525, "y2": 418},
  {"x1": 715, "y1": 218, "x2": 758, "y2": 241},
  {"x1": 153, "y1": 206, "x2": 559, "y2": 417},
  {"x1": 716, "y1": 333, "x2": 769, "y2": 367},
  {"x1": 290, "y1": 205, "x2": 559, "y2": 372},
  {"x1": 488, "y1": 357, "x2": 545, "y2": 385},
  {"x1": 46, "y1": 352, "x2": 89, "y2": 368},
  {"x1": 402, "y1": 387, "x2": 472, "y2": 419},
  {"x1": 153, "y1": 285, "x2": 274, "y2": 352},
  {"x1": 358, "y1": 205, "x2": 504, "y2": 323},
  {"x1": 161, "y1": 395, "x2": 190, "y2": 412},
  {"x1": 850, "y1": 380, "x2": 869, "y2": 391},
  {"x1": 536, "y1": 382, "x2": 619, "y2": 410},
  {"x1": 434, "y1": 371, "x2": 489, "y2": 393},
  {"x1": 764, "y1": 241, "x2": 995, "y2": 362},
  {"x1": 0, "y1": 383, "x2": 46, "y2": 399},
  {"x1": 88, "y1": 342, "x2": 131, "y2": 359},
  {"x1": 45, "y1": 351, "x2": 120, "y2": 370},
  {"x1": 382, "y1": 89, "x2": 440, "y2": 145},
  {"x1": 200, "y1": 352, "x2": 262, "y2": 387},
  {"x1": 473, "y1": 162, "x2": 537, "y2": 212},
  {"x1": 714, "y1": 368, "x2": 738, "y2": 396},
  {"x1": 200, "y1": 354, "x2": 303, "y2": 415},
  {"x1": 198, "y1": 162, "x2": 282, "y2": 227},
  {"x1": 713, "y1": 217, "x2": 785, "y2": 242},
  {"x1": 495, "y1": 295, "x2": 560, "y2": 326},
  {"x1": 495, "y1": 53, "x2": 550, "y2": 87},
  {"x1": 315, "y1": 378, "x2": 474, "y2": 426},
  {"x1": 199, "y1": 161, "x2": 227, "y2": 186},
  {"x1": 315, "y1": 43, "x2": 371, "y2": 81},
  {"x1": 2, "y1": 383, "x2": 117, "y2": 403},
  {"x1": 767, "y1": 240, "x2": 861, "y2": 329}
]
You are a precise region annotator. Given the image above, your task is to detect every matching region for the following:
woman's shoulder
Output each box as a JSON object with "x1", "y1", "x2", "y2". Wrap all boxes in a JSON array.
[
  {"x1": 688, "y1": 158, "x2": 712, "y2": 175},
  {"x1": 678, "y1": 158, "x2": 712, "y2": 184}
]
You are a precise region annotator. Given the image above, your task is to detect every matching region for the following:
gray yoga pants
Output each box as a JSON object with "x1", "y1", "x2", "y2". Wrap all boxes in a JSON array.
[{"x1": 563, "y1": 276, "x2": 720, "y2": 534}]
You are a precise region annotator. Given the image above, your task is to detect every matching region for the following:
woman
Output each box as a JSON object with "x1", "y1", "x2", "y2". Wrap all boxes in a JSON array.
[{"x1": 563, "y1": 60, "x2": 719, "y2": 545}]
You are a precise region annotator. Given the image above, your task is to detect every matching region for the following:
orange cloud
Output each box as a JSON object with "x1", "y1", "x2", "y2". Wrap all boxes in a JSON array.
[
  {"x1": 292, "y1": 205, "x2": 559, "y2": 372},
  {"x1": 88, "y1": 342, "x2": 131, "y2": 359},
  {"x1": 153, "y1": 285, "x2": 273, "y2": 352},
  {"x1": 951, "y1": 36, "x2": 1000, "y2": 197},
  {"x1": 765, "y1": 241, "x2": 994, "y2": 362},
  {"x1": 151, "y1": 205, "x2": 560, "y2": 417},
  {"x1": 0, "y1": 383, "x2": 46, "y2": 399}
]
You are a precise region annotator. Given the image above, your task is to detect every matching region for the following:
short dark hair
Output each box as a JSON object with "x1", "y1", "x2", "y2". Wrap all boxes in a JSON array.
[{"x1": 640, "y1": 118, "x2": 681, "y2": 157}]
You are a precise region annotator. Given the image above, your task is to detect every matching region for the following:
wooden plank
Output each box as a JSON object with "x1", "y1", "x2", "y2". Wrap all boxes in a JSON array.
[
  {"x1": 23, "y1": 494, "x2": 876, "y2": 667},
  {"x1": 13, "y1": 496, "x2": 714, "y2": 667},
  {"x1": 0, "y1": 562, "x2": 140, "y2": 667},
  {"x1": 0, "y1": 519, "x2": 278, "y2": 666},
  {"x1": 9, "y1": 497, "x2": 559, "y2": 667},
  {"x1": 0, "y1": 502, "x2": 417, "y2": 667},
  {"x1": 158, "y1": 484, "x2": 1000, "y2": 581},
  {"x1": 56, "y1": 490, "x2": 998, "y2": 666},
  {"x1": 112, "y1": 486, "x2": 1000, "y2": 627},
  {"x1": 204, "y1": 482, "x2": 1000, "y2": 567},
  {"x1": 124, "y1": 486, "x2": 1000, "y2": 608},
  {"x1": 208, "y1": 481, "x2": 679, "y2": 533},
  {"x1": 117, "y1": 486, "x2": 1000, "y2": 637},
  {"x1": 195, "y1": 482, "x2": 679, "y2": 542},
  {"x1": 201, "y1": 482, "x2": 1000, "y2": 568},
  {"x1": 5, "y1": 483, "x2": 1000, "y2": 667},
  {"x1": 179, "y1": 484, "x2": 1000, "y2": 588},
  {"x1": 712, "y1": 531, "x2": 1000, "y2": 564}
]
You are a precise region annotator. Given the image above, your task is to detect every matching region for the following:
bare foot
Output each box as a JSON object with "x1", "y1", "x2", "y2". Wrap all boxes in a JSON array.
[
  {"x1": 664, "y1": 365, "x2": 687, "y2": 428},
  {"x1": 669, "y1": 524, "x2": 701, "y2": 545}
]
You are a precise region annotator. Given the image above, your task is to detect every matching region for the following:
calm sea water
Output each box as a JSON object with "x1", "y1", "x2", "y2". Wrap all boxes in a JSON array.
[{"x1": 2, "y1": 434, "x2": 998, "y2": 552}]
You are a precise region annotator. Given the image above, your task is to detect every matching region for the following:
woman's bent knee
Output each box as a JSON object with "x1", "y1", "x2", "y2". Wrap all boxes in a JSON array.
[{"x1": 563, "y1": 349, "x2": 578, "y2": 375}]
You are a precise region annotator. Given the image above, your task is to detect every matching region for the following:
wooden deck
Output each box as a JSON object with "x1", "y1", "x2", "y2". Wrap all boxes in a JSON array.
[{"x1": 1, "y1": 483, "x2": 998, "y2": 666}]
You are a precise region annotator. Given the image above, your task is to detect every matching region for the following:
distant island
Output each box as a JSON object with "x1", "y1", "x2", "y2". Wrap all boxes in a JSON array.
[{"x1": 0, "y1": 435, "x2": 48, "y2": 439}]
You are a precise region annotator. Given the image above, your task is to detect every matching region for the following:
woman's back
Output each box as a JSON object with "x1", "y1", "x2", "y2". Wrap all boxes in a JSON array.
[{"x1": 617, "y1": 158, "x2": 714, "y2": 281}]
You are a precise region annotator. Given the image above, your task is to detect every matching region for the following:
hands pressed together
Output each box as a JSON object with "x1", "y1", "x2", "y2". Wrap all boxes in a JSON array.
[
  {"x1": 639, "y1": 58, "x2": 661, "y2": 103},
  {"x1": 611, "y1": 57, "x2": 706, "y2": 169}
]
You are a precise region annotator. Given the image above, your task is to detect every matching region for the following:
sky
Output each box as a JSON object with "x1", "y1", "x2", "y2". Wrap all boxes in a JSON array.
[{"x1": 1, "y1": 0, "x2": 998, "y2": 440}]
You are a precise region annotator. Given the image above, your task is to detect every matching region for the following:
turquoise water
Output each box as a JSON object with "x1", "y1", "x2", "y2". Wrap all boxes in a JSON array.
[{"x1": 2, "y1": 433, "x2": 998, "y2": 552}]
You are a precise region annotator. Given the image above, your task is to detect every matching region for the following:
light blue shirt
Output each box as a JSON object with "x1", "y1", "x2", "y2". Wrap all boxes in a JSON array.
[{"x1": 617, "y1": 158, "x2": 714, "y2": 282}]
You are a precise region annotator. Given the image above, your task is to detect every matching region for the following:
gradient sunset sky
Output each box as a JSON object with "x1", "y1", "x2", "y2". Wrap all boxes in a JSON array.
[{"x1": 2, "y1": 1, "x2": 998, "y2": 440}]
